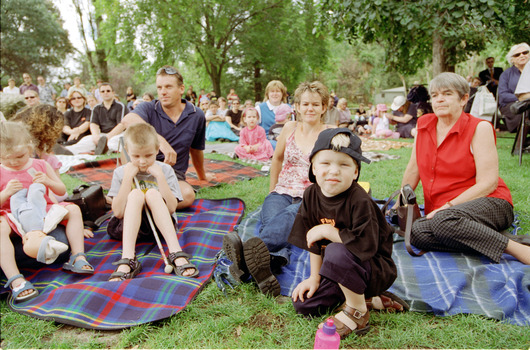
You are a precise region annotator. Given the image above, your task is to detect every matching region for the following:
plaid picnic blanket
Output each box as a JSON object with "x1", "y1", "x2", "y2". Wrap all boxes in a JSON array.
[
  {"x1": 235, "y1": 205, "x2": 530, "y2": 327},
  {"x1": 67, "y1": 158, "x2": 267, "y2": 191},
  {"x1": 0, "y1": 198, "x2": 245, "y2": 330}
]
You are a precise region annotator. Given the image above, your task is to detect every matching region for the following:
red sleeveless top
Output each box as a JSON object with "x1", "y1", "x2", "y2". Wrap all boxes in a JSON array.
[{"x1": 415, "y1": 112, "x2": 512, "y2": 214}]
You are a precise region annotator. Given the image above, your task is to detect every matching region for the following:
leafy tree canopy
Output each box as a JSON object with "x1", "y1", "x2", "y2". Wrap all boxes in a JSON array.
[
  {"x1": 1, "y1": 0, "x2": 73, "y2": 81},
  {"x1": 319, "y1": 0, "x2": 530, "y2": 76},
  {"x1": 97, "y1": 0, "x2": 327, "y2": 98}
]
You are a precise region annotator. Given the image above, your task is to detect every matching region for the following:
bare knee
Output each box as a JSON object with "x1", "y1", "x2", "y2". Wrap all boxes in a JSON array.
[
  {"x1": 177, "y1": 181, "x2": 195, "y2": 209},
  {"x1": 128, "y1": 188, "x2": 145, "y2": 202},
  {"x1": 145, "y1": 188, "x2": 163, "y2": 203}
]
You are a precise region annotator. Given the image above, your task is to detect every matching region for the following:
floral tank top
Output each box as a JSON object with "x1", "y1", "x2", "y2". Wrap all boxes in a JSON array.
[{"x1": 273, "y1": 127, "x2": 312, "y2": 198}]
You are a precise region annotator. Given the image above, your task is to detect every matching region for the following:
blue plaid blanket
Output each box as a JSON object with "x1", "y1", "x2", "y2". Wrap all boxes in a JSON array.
[
  {"x1": 236, "y1": 206, "x2": 530, "y2": 326},
  {"x1": 0, "y1": 198, "x2": 245, "y2": 330}
]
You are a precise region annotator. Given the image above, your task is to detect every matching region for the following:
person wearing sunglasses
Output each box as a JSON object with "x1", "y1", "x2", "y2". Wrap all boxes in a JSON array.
[
  {"x1": 60, "y1": 90, "x2": 91, "y2": 145},
  {"x1": 19, "y1": 73, "x2": 39, "y2": 96},
  {"x1": 65, "y1": 83, "x2": 128, "y2": 155},
  {"x1": 23, "y1": 90, "x2": 40, "y2": 107},
  {"x1": 498, "y1": 42, "x2": 530, "y2": 135},
  {"x1": 122, "y1": 65, "x2": 214, "y2": 209}
]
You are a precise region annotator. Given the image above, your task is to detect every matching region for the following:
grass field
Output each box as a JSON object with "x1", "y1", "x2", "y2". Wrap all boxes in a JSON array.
[{"x1": 1, "y1": 135, "x2": 529, "y2": 349}]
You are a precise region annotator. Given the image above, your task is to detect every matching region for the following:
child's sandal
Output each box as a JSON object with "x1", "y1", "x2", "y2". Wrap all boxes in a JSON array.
[
  {"x1": 330, "y1": 305, "x2": 371, "y2": 339},
  {"x1": 168, "y1": 251, "x2": 199, "y2": 278},
  {"x1": 4, "y1": 274, "x2": 39, "y2": 303},
  {"x1": 62, "y1": 252, "x2": 94, "y2": 274},
  {"x1": 108, "y1": 257, "x2": 142, "y2": 281}
]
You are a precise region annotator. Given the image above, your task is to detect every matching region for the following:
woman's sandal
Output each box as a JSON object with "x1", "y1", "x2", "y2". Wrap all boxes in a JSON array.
[
  {"x1": 4, "y1": 274, "x2": 39, "y2": 303},
  {"x1": 366, "y1": 291, "x2": 410, "y2": 312},
  {"x1": 62, "y1": 252, "x2": 94, "y2": 274},
  {"x1": 330, "y1": 304, "x2": 371, "y2": 339},
  {"x1": 108, "y1": 257, "x2": 142, "y2": 281},
  {"x1": 168, "y1": 251, "x2": 199, "y2": 278}
]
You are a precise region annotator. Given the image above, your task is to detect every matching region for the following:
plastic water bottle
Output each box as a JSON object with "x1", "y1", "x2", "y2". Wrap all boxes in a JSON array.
[{"x1": 314, "y1": 318, "x2": 340, "y2": 349}]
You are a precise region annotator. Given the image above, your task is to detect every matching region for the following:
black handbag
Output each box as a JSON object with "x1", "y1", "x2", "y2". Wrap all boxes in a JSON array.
[
  {"x1": 65, "y1": 185, "x2": 109, "y2": 229},
  {"x1": 383, "y1": 184, "x2": 426, "y2": 256}
]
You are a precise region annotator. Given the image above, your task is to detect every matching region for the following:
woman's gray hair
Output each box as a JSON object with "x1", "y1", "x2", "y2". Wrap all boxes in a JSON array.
[
  {"x1": 506, "y1": 42, "x2": 530, "y2": 65},
  {"x1": 429, "y1": 72, "x2": 470, "y2": 98}
]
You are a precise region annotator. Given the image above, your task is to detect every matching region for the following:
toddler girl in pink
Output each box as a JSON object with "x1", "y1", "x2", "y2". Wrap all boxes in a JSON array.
[
  {"x1": 235, "y1": 107, "x2": 274, "y2": 161},
  {"x1": 371, "y1": 104, "x2": 400, "y2": 139}
]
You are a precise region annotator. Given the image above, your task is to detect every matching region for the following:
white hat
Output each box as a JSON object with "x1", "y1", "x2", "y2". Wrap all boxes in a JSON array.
[
  {"x1": 391, "y1": 95, "x2": 407, "y2": 111},
  {"x1": 37, "y1": 236, "x2": 69, "y2": 264}
]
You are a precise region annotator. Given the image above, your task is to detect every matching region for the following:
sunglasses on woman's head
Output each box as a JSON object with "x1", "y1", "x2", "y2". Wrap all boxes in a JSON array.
[{"x1": 513, "y1": 50, "x2": 529, "y2": 58}]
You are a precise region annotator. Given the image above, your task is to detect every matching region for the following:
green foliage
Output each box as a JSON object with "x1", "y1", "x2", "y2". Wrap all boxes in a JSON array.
[
  {"x1": 96, "y1": 0, "x2": 326, "y2": 100},
  {"x1": 0, "y1": 0, "x2": 73, "y2": 81},
  {"x1": 319, "y1": 0, "x2": 528, "y2": 75}
]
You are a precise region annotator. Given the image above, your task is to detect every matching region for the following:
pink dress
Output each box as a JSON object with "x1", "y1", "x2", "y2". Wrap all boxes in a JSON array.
[
  {"x1": 235, "y1": 125, "x2": 274, "y2": 161},
  {"x1": 0, "y1": 158, "x2": 67, "y2": 236}
]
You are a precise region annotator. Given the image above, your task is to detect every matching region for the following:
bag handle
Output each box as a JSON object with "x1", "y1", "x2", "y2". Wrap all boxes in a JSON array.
[{"x1": 403, "y1": 204, "x2": 426, "y2": 256}]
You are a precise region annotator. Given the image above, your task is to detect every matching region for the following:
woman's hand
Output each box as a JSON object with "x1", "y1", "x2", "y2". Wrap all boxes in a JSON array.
[{"x1": 291, "y1": 275, "x2": 321, "y2": 303}]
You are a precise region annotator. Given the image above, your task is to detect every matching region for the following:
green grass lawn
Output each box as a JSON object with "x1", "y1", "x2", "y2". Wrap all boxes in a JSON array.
[{"x1": 1, "y1": 135, "x2": 529, "y2": 349}]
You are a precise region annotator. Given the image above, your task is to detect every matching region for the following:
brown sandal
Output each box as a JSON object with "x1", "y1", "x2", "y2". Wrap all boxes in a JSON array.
[
  {"x1": 330, "y1": 304, "x2": 370, "y2": 339},
  {"x1": 366, "y1": 291, "x2": 410, "y2": 312},
  {"x1": 168, "y1": 251, "x2": 199, "y2": 278},
  {"x1": 108, "y1": 257, "x2": 142, "y2": 281}
]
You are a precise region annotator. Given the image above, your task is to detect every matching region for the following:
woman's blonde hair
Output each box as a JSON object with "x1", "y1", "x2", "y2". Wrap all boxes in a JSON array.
[
  {"x1": 123, "y1": 123, "x2": 160, "y2": 150},
  {"x1": 264, "y1": 80, "x2": 287, "y2": 103},
  {"x1": 13, "y1": 105, "x2": 64, "y2": 154},
  {"x1": 0, "y1": 121, "x2": 35, "y2": 155}
]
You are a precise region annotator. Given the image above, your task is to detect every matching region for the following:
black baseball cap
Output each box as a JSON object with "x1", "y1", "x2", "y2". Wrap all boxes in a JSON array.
[{"x1": 308, "y1": 128, "x2": 371, "y2": 183}]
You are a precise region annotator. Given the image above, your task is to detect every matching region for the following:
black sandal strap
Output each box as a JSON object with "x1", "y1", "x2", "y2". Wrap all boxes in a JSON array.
[{"x1": 168, "y1": 251, "x2": 192, "y2": 263}]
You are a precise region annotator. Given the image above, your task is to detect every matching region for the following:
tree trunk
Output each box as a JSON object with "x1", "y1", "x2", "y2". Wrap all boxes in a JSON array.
[
  {"x1": 210, "y1": 67, "x2": 222, "y2": 98},
  {"x1": 253, "y1": 63, "x2": 262, "y2": 102},
  {"x1": 432, "y1": 31, "x2": 455, "y2": 76}
]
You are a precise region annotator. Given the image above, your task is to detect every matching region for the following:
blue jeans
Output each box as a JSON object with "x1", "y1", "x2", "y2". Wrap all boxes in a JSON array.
[
  {"x1": 10, "y1": 183, "x2": 47, "y2": 233},
  {"x1": 258, "y1": 192, "x2": 302, "y2": 264}
]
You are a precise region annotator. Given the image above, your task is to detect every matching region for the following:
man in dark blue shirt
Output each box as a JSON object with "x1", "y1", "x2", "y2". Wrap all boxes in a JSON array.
[{"x1": 122, "y1": 66, "x2": 213, "y2": 209}]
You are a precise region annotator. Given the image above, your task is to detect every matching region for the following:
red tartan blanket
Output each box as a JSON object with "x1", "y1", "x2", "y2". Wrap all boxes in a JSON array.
[{"x1": 67, "y1": 158, "x2": 267, "y2": 191}]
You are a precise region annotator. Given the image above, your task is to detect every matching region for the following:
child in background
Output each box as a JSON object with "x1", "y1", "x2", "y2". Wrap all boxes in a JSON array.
[
  {"x1": 14, "y1": 105, "x2": 72, "y2": 201},
  {"x1": 371, "y1": 104, "x2": 400, "y2": 139},
  {"x1": 106, "y1": 123, "x2": 198, "y2": 281},
  {"x1": 205, "y1": 100, "x2": 239, "y2": 142},
  {"x1": 1, "y1": 121, "x2": 94, "y2": 302},
  {"x1": 268, "y1": 103, "x2": 292, "y2": 141},
  {"x1": 226, "y1": 99, "x2": 243, "y2": 136},
  {"x1": 289, "y1": 128, "x2": 401, "y2": 339},
  {"x1": 218, "y1": 97, "x2": 228, "y2": 116},
  {"x1": 235, "y1": 107, "x2": 274, "y2": 161}
]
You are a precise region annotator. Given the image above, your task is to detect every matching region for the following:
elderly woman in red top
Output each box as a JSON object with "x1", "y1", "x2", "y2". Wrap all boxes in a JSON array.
[{"x1": 401, "y1": 72, "x2": 530, "y2": 265}]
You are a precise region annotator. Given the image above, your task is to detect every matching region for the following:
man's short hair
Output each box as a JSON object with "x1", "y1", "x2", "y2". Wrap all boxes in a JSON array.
[
  {"x1": 486, "y1": 57, "x2": 494, "y2": 61},
  {"x1": 156, "y1": 65, "x2": 184, "y2": 86},
  {"x1": 99, "y1": 83, "x2": 113, "y2": 92},
  {"x1": 124, "y1": 123, "x2": 160, "y2": 150}
]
